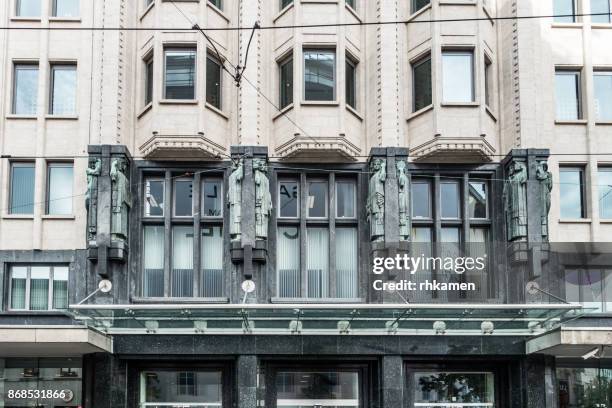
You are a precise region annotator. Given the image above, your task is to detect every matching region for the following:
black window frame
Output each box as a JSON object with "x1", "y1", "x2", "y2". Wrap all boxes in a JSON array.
[
  {"x1": 279, "y1": 54, "x2": 294, "y2": 109},
  {"x1": 206, "y1": 52, "x2": 222, "y2": 109},
  {"x1": 411, "y1": 52, "x2": 432, "y2": 112},
  {"x1": 345, "y1": 55, "x2": 358, "y2": 110}
]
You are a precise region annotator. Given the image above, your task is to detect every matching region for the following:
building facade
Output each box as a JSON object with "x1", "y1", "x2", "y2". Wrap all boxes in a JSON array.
[{"x1": 0, "y1": 0, "x2": 611, "y2": 407}]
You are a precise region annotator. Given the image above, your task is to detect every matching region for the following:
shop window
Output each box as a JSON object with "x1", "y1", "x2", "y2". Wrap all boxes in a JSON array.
[
  {"x1": 276, "y1": 371, "x2": 360, "y2": 407},
  {"x1": 557, "y1": 365, "x2": 612, "y2": 408},
  {"x1": 141, "y1": 370, "x2": 222, "y2": 406},
  {"x1": 412, "y1": 372, "x2": 495, "y2": 407},
  {"x1": 9, "y1": 265, "x2": 69, "y2": 311}
]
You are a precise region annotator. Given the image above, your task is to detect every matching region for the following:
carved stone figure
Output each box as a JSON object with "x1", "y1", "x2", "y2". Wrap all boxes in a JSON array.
[
  {"x1": 397, "y1": 160, "x2": 410, "y2": 241},
  {"x1": 254, "y1": 159, "x2": 272, "y2": 240},
  {"x1": 503, "y1": 161, "x2": 527, "y2": 241},
  {"x1": 367, "y1": 158, "x2": 386, "y2": 242},
  {"x1": 85, "y1": 158, "x2": 102, "y2": 243},
  {"x1": 228, "y1": 159, "x2": 244, "y2": 242},
  {"x1": 110, "y1": 158, "x2": 131, "y2": 243},
  {"x1": 536, "y1": 161, "x2": 553, "y2": 241}
]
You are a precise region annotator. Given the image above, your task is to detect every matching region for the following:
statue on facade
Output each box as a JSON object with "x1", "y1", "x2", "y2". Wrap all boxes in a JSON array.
[
  {"x1": 228, "y1": 159, "x2": 244, "y2": 242},
  {"x1": 503, "y1": 160, "x2": 527, "y2": 241},
  {"x1": 254, "y1": 159, "x2": 272, "y2": 241},
  {"x1": 367, "y1": 158, "x2": 386, "y2": 243},
  {"x1": 536, "y1": 161, "x2": 553, "y2": 241},
  {"x1": 85, "y1": 158, "x2": 102, "y2": 243},
  {"x1": 110, "y1": 158, "x2": 131, "y2": 243},
  {"x1": 397, "y1": 160, "x2": 410, "y2": 241}
]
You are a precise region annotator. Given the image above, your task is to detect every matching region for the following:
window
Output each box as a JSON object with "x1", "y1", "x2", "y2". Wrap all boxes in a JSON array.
[
  {"x1": 411, "y1": 180, "x2": 431, "y2": 219},
  {"x1": 52, "y1": 0, "x2": 79, "y2": 17},
  {"x1": 164, "y1": 48, "x2": 196, "y2": 100},
  {"x1": 16, "y1": 0, "x2": 40, "y2": 17},
  {"x1": 172, "y1": 226, "x2": 194, "y2": 297},
  {"x1": 557, "y1": 366, "x2": 612, "y2": 407},
  {"x1": 440, "y1": 181, "x2": 460, "y2": 219},
  {"x1": 144, "y1": 225, "x2": 164, "y2": 297},
  {"x1": 346, "y1": 0, "x2": 356, "y2": 10},
  {"x1": 555, "y1": 69, "x2": 582, "y2": 120},
  {"x1": 413, "y1": 372, "x2": 495, "y2": 407},
  {"x1": 468, "y1": 181, "x2": 488, "y2": 219},
  {"x1": 565, "y1": 268, "x2": 612, "y2": 312},
  {"x1": 594, "y1": 71, "x2": 612, "y2": 121},
  {"x1": 280, "y1": 0, "x2": 293, "y2": 9},
  {"x1": 206, "y1": 53, "x2": 222, "y2": 109},
  {"x1": 49, "y1": 64, "x2": 77, "y2": 115},
  {"x1": 13, "y1": 64, "x2": 39, "y2": 115},
  {"x1": 346, "y1": 57, "x2": 357, "y2": 109},
  {"x1": 144, "y1": 54, "x2": 154, "y2": 106},
  {"x1": 46, "y1": 163, "x2": 73, "y2": 215},
  {"x1": 201, "y1": 226, "x2": 223, "y2": 297},
  {"x1": 145, "y1": 0, "x2": 154, "y2": 7},
  {"x1": 279, "y1": 55, "x2": 293, "y2": 109},
  {"x1": 276, "y1": 371, "x2": 360, "y2": 408},
  {"x1": 145, "y1": 178, "x2": 165, "y2": 217},
  {"x1": 559, "y1": 167, "x2": 586, "y2": 219},
  {"x1": 174, "y1": 179, "x2": 193, "y2": 217},
  {"x1": 277, "y1": 176, "x2": 358, "y2": 299},
  {"x1": 9, "y1": 265, "x2": 68, "y2": 311},
  {"x1": 10, "y1": 162, "x2": 35, "y2": 215},
  {"x1": 484, "y1": 55, "x2": 493, "y2": 108},
  {"x1": 599, "y1": 168, "x2": 612, "y2": 218},
  {"x1": 591, "y1": 0, "x2": 611, "y2": 22},
  {"x1": 553, "y1": 0, "x2": 576, "y2": 22},
  {"x1": 412, "y1": 54, "x2": 432, "y2": 112},
  {"x1": 202, "y1": 178, "x2": 223, "y2": 217},
  {"x1": 411, "y1": 0, "x2": 430, "y2": 14},
  {"x1": 304, "y1": 49, "x2": 336, "y2": 101},
  {"x1": 442, "y1": 51, "x2": 474, "y2": 103},
  {"x1": 208, "y1": 0, "x2": 222, "y2": 10},
  {"x1": 141, "y1": 371, "x2": 222, "y2": 406}
]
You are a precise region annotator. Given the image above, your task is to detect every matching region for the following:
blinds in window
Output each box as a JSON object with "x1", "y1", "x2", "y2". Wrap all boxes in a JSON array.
[
  {"x1": 307, "y1": 228, "x2": 329, "y2": 298},
  {"x1": 10, "y1": 267, "x2": 27, "y2": 309},
  {"x1": 30, "y1": 267, "x2": 50, "y2": 311},
  {"x1": 278, "y1": 227, "x2": 300, "y2": 297},
  {"x1": 336, "y1": 227, "x2": 358, "y2": 298},
  {"x1": 172, "y1": 226, "x2": 194, "y2": 297},
  {"x1": 144, "y1": 225, "x2": 164, "y2": 297},
  {"x1": 201, "y1": 226, "x2": 223, "y2": 297},
  {"x1": 53, "y1": 266, "x2": 69, "y2": 309}
]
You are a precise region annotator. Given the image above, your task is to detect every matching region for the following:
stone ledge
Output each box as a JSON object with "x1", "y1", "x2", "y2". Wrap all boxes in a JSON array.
[
  {"x1": 410, "y1": 136, "x2": 496, "y2": 163},
  {"x1": 139, "y1": 133, "x2": 227, "y2": 160},
  {"x1": 275, "y1": 133, "x2": 362, "y2": 162}
]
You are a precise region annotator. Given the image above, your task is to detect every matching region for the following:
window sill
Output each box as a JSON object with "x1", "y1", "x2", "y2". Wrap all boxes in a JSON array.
[
  {"x1": 207, "y1": 1, "x2": 230, "y2": 22},
  {"x1": 595, "y1": 121, "x2": 612, "y2": 125},
  {"x1": 6, "y1": 114, "x2": 37, "y2": 120},
  {"x1": 273, "y1": 103, "x2": 294, "y2": 121},
  {"x1": 138, "y1": 103, "x2": 153, "y2": 119},
  {"x1": 270, "y1": 297, "x2": 365, "y2": 304},
  {"x1": 485, "y1": 105, "x2": 497, "y2": 121},
  {"x1": 205, "y1": 102, "x2": 229, "y2": 120},
  {"x1": 407, "y1": 4, "x2": 432, "y2": 22},
  {"x1": 555, "y1": 119, "x2": 587, "y2": 125},
  {"x1": 592, "y1": 23, "x2": 612, "y2": 29},
  {"x1": 441, "y1": 102, "x2": 479, "y2": 107},
  {"x1": 49, "y1": 16, "x2": 81, "y2": 22},
  {"x1": 140, "y1": 1, "x2": 155, "y2": 20},
  {"x1": 559, "y1": 218, "x2": 591, "y2": 224},
  {"x1": 45, "y1": 114, "x2": 78, "y2": 120},
  {"x1": 600, "y1": 219, "x2": 612, "y2": 224},
  {"x1": 10, "y1": 16, "x2": 42, "y2": 22},
  {"x1": 2, "y1": 214, "x2": 34, "y2": 220},
  {"x1": 42, "y1": 215, "x2": 75, "y2": 220},
  {"x1": 159, "y1": 99, "x2": 198, "y2": 105},
  {"x1": 301, "y1": 100, "x2": 339, "y2": 106},
  {"x1": 131, "y1": 297, "x2": 230, "y2": 304},
  {"x1": 346, "y1": 104, "x2": 363, "y2": 121},
  {"x1": 1, "y1": 310, "x2": 67, "y2": 316},
  {"x1": 551, "y1": 22, "x2": 583, "y2": 29},
  {"x1": 345, "y1": 3, "x2": 362, "y2": 22},
  {"x1": 274, "y1": 2, "x2": 294, "y2": 22},
  {"x1": 407, "y1": 104, "x2": 434, "y2": 122}
]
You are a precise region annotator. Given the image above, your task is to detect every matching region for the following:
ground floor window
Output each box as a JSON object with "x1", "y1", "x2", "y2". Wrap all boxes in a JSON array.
[
  {"x1": 140, "y1": 370, "x2": 223, "y2": 407},
  {"x1": 557, "y1": 365, "x2": 612, "y2": 408},
  {"x1": 412, "y1": 371, "x2": 495, "y2": 407},
  {"x1": 276, "y1": 370, "x2": 360, "y2": 407}
]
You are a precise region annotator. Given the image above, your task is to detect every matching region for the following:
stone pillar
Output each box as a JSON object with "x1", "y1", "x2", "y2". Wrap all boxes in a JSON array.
[
  {"x1": 381, "y1": 355, "x2": 404, "y2": 408},
  {"x1": 516, "y1": 356, "x2": 557, "y2": 408},
  {"x1": 85, "y1": 353, "x2": 128, "y2": 408},
  {"x1": 237, "y1": 355, "x2": 258, "y2": 408}
]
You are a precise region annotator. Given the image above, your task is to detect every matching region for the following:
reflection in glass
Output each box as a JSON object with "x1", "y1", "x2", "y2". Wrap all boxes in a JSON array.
[
  {"x1": 16, "y1": 0, "x2": 40, "y2": 17},
  {"x1": 13, "y1": 64, "x2": 39, "y2": 115},
  {"x1": 174, "y1": 179, "x2": 193, "y2": 217},
  {"x1": 279, "y1": 57, "x2": 293, "y2": 109},
  {"x1": 559, "y1": 168, "x2": 584, "y2": 219},
  {"x1": 555, "y1": 70, "x2": 581, "y2": 120},
  {"x1": 164, "y1": 49, "x2": 196, "y2": 99},
  {"x1": 304, "y1": 49, "x2": 336, "y2": 101},
  {"x1": 278, "y1": 226, "x2": 300, "y2": 297},
  {"x1": 469, "y1": 181, "x2": 488, "y2": 219},
  {"x1": 346, "y1": 59, "x2": 357, "y2": 109},
  {"x1": 557, "y1": 366, "x2": 612, "y2": 408},
  {"x1": 50, "y1": 65, "x2": 77, "y2": 115},
  {"x1": 414, "y1": 372, "x2": 495, "y2": 405},
  {"x1": 53, "y1": 0, "x2": 79, "y2": 17},
  {"x1": 277, "y1": 371, "x2": 359, "y2": 407},
  {"x1": 599, "y1": 168, "x2": 612, "y2": 219},
  {"x1": 202, "y1": 179, "x2": 223, "y2": 217},
  {"x1": 594, "y1": 73, "x2": 612, "y2": 121},
  {"x1": 145, "y1": 179, "x2": 165, "y2": 217},
  {"x1": 442, "y1": 51, "x2": 474, "y2": 103},
  {"x1": 441, "y1": 181, "x2": 460, "y2": 218},
  {"x1": 279, "y1": 181, "x2": 299, "y2": 218},
  {"x1": 553, "y1": 0, "x2": 576, "y2": 23},
  {"x1": 412, "y1": 181, "x2": 431, "y2": 218},
  {"x1": 141, "y1": 371, "x2": 222, "y2": 405},
  {"x1": 592, "y1": 0, "x2": 611, "y2": 23},
  {"x1": 413, "y1": 55, "x2": 432, "y2": 111},
  {"x1": 336, "y1": 181, "x2": 356, "y2": 218},
  {"x1": 308, "y1": 181, "x2": 328, "y2": 218},
  {"x1": 206, "y1": 55, "x2": 222, "y2": 108}
]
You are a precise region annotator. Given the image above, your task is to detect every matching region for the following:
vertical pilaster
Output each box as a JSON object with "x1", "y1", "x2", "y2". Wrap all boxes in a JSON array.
[
  {"x1": 381, "y1": 356, "x2": 404, "y2": 408},
  {"x1": 237, "y1": 355, "x2": 258, "y2": 408}
]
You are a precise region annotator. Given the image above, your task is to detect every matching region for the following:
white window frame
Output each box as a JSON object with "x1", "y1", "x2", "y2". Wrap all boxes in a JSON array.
[
  {"x1": 8, "y1": 265, "x2": 68, "y2": 311},
  {"x1": 303, "y1": 48, "x2": 337, "y2": 102},
  {"x1": 163, "y1": 46, "x2": 197, "y2": 100},
  {"x1": 46, "y1": 162, "x2": 74, "y2": 215}
]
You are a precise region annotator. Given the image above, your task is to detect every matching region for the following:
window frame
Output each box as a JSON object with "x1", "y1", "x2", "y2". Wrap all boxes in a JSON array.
[
  {"x1": 280, "y1": 0, "x2": 293, "y2": 11},
  {"x1": 163, "y1": 46, "x2": 197, "y2": 100},
  {"x1": 278, "y1": 179, "x2": 300, "y2": 219},
  {"x1": 173, "y1": 177, "x2": 194, "y2": 218},
  {"x1": 8, "y1": 265, "x2": 69, "y2": 311},
  {"x1": 559, "y1": 166, "x2": 587, "y2": 219},
  {"x1": 9, "y1": 161, "x2": 36, "y2": 215},
  {"x1": 12, "y1": 62, "x2": 39, "y2": 115},
  {"x1": 411, "y1": 0, "x2": 431, "y2": 14},
  {"x1": 278, "y1": 53, "x2": 294, "y2": 110},
  {"x1": 553, "y1": 0, "x2": 577, "y2": 23},
  {"x1": 599, "y1": 167, "x2": 612, "y2": 219},
  {"x1": 206, "y1": 51, "x2": 223, "y2": 109},
  {"x1": 411, "y1": 52, "x2": 432, "y2": 112},
  {"x1": 345, "y1": 54, "x2": 358, "y2": 110},
  {"x1": 52, "y1": 0, "x2": 80, "y2": 18},
  {"x1": 208, "y1": 0, "x2": 222, "y2": 11},
  {"x1": 555, "y1": 68, "x2": 583, "y2": 120},
  {"x1": 15, "y1": 0, "x2": 40, "y2": 17},
  {"x1": 45, "y1": 162, "x2": 74, "y2": 216},
  {"x1": 441, "y1": 49, "x2": 475, "y2": 103},
  {"x1": 49, "y1": 63, "x2": 77, "y2": 116},
  {"x1": 201, "y1": 177, "x2": 224, "y2": 218},
  {"x1": 593, "y1": 70, "x2": 612, "y2": 121},
  {"x1": 144, "y1": 177, "x2": 165, "y2": 218},
  {"x1": 484, "y1": 54, "x2": 493, "y2": 109},
  {"x1": 303, "y1": 48, "x2": 337, "y2": 102},
  {"x1": 335, "y1": 179, "x2": 357, "y2": 219},
  {"x1": 591, "y1": 0, "x2": 611, "y2": 23},
  {"x1": 307, "y1": 179, "x2": 329, "y2": 219},
  {"x1": 144, "y1": 52, "x2": 154, "y2": 106}
]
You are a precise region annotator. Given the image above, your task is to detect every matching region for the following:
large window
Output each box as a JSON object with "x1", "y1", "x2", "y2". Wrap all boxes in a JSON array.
[
  {"x1": 10, "y1": 162, "x2": 35, "y2": 215},
  {"x1": 13, "y1": 63, "x2": 39, "y2": 115},
  {"x1": 592, "y1": 0, "x2": 611, "y2": 22},
  {"x1": 16, "y1": 0, "x2": 40, "y2": 17},
  {"x1": 140, "y1": 370, "x2": 222, "y2": 407},
  {"x1": 52, "y1": 0, "x2": 79, "y2": 17},
  {"x1": 557, "y1": 365, "x2": 612, "y2": 407},
  {"x1": 46, "y1": 163, "x2": 73, "y2": 215},
  {"x1": 49, "y1": 64, "x2": 77, "y2": 115},
  {"x1": 304, "y1": 49, "x2": 336, "y2": 101},
  {"x1": 442, "y1": 51, "x2": 474, "y2": 103},
  {"x1": 276, "y1": 371, "x2": 360, "y2": 408},
  {"x1": 277, "y1": 175, "x2": 358, "y2": 299},
  {"x1": 412, "y1": 372, "x2": 495, "y2": 407},
  {"x1": 279, "y1": 55, "x2": 293, "y2": 109},
  {"x1": 412, "y1": 54, "x2": 432, "y2": 112},
  {"x1": 554, "y1": 0, "x2": 577, "y2": 22},
  {"x1": 565, "y1": 268, "x2": 612, "y2": 312},
  {"x1": 555, "y1": 69, "x2": 582, "y2": 120},
  {"x1": 206, "y1": 53, "x2": 222, "y2": 109},
  {"x1": 164, "y1": 48, "x2": 196, "y2": 100},
  {"x1": 594, "y1": 71, "x2": 612, "y2": 121},
  {"x1": 559, "y1": 167, "x2": 586, "y2": 219},
  {"x1": 599, "y1": 168, "x2": 612, "y2": 219},
  {"x1": 9, "y1": 265, "x2": 69, "y2": 311}
]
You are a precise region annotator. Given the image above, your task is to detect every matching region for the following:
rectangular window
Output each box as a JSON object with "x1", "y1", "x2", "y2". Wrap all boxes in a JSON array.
[
  {"x1": 9, "y1": 265, "x2": 68, "y2": 311},
  {"x1": 592, "y1": 0, "x2": 611, "y2": 23},
  {"x1": 202, "y1": 178, "x2": 223, "y2": 217},
  {"x1": 144, "y1": 225, "x2": 165, "y2": 297},
  {"x1": 442, "y1": 51, "x2": 474, "y2": 103},
  {"x1": 52, "y1": 0, "x2": 79, "y2": 17},
  {"x1": 594, "y1": 71, "x2": 612, "y2": 121},
  {"x1": 276, "y1": 371, "x2": 360, "y2": 407},
  {"x1": 336, "y1": 227, "x2": 358, "y2": 298},
  {"x1": 16, "y1": 0, "x2": 40, "y2": 16},
  {"x1": 346, "y1": 57, "x2": 357, "y2": 109},
  {"x1": 13, "y1": 64, "x2": 39, "y2": 115},
  {"x1": 277, "y1": 226, "x2": 300, "y2": 297},
  {"x1": 281, "y1": 0, "x2": 293, "y2": 9},
  {"x1": 174, "y1": 179, "x2": 193, "y2": 217},
  {"x1": 557, "y1": 366, "x2": 612, "y2": 407},
  {"x1": 336, "y1": 180, "x2": 356, "y2": 218},
  {"x1": 145, "y1": 0, "x2": 154, "y2": 7},
  {"x1": 413, "y1": 372, "x2": 495, "y2": 406},
  {"x1": 144, "y1": 55, "x2": 154, "y2": 106},
  {"x1": 279, "y1": 180, "x2": 299, "y2": 218},
  {"x1": 559, "y1": 167, "x2": 586, "y2": 219},
  {"x1": 411, "y1": 0, "x2": 431, "y2": 14},
  {"x1": 144, "y1": 178, "x2": 165, "y2": 217},
  {"x1": 599, "y1": 168, "x2": 612, "y2": 219},
  {"x1": 50, "y1": 64, "x2": 77, "y2": 115},
  {"x1": 141, "y1": 371, "x2": 222, "y2": 406},
  {"x1": 46, "y1": 163, "x2": 73, "y2": 215},
  {"x1": 10, "y1": 162, "x2": 35, "y2": 215},
  {"x1": 279, "y1": 56, "x2": 293, "y2": 109},
  {"x1": 484, "y1": 56, "x2": 493, "y2": 108},
  {"x1": 304, "y1": 49, "x2": 336, "y2": 101},
  {"x1": 412, "y1": 180, "x2": 431, "y2": 219},
  {"x1": 346, "y1": 0, "x2": 356, "y2": 10},
  {"x1": 553, "y1": 0, "x2": 576, "y2": 22},
  {"x1": 440, "y1": 180, "x2": 460, "y2": 219},
  {"x1": 208, "y1": 0, "x2": 222, "y2": 10},
  {"x1": 172, "y1": 226, "x2": 194, "y2": 297},
  {"x1": 164, "y1": 48, "x2": 196, "y2": 100},
  {"x1": 206, "y1": 53, "x2": 222, "y2": 109},
  {"x1": 468, "y1": 180, "x2": 488, "y2": 219},
  {"x1": 412, "y1": 54, "x2": 432, "y2": 112},
  {"x1": 565, "y1": 268, "x2": 612, "y2": 312},
  {"x1": 555, "y1": 69, "x2": 582, "y2": 120},
  {"x1": 307, "y1": 227, "x2": 329, "y2": 298},
  {"x1": 201, "y1": 226, "x2": 223, "y2": 297},
  {"x1": 308, "y1": 181, "x2": 328, "y2": 218}
]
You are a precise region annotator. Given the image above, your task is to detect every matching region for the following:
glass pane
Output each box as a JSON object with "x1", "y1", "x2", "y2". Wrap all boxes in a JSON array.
[
  {"x1": 412, "y1": 181, "x2": 431, "y2": 218},
  {"x1": 346, "y1": 0, "x2": 355, "y2": 9},
  {"x1": 142, "y1": 371, "x2": 222, "y2": 404},
  {"x1": 52, "y1": 266, "x2": 69, "y2": 309},
  {"x1": 201, "y1": 226, "x2": 223, "y2": 297},
  {"x1": 280, "y1": 57, "x2": 293, "y2": 109},
  {"x1": 412, "y1": 0, "x2": 430, "y2": 13},
  {"x1": 581, "y1": 269, "x2": 604, "y2": 312},
  {"x1": 557, "y1": 367, "x2": 612, "y2": 408},
  {"x1": 13, "y1": 65, "x2": 39, "y2": 115},
  {"x1": 209, "y1": 0, "x2": 222, "y2": 9},
  {"x1": 145, "y1": 59, "x2": 154, "y2": 105},
  {"x1": 307, "y1": 228, "x2": 329, "y2": 298},
  {"x1": 336, "y1": 227, "x2": 358, "y2": 298},
  {"x1": 206, "y1": 55, "x2": 222, "y2": 108},
  {"x1": 10, "y1": 164, "x2": 35, "y2": 214},
  {"x1": 441, "y1": 227, "x2": 460, "y2": 242},
  {"x1": 599, "y1": 169, "x2": 612, "y2": 219},
  {"x1": 413, "y1": 56, "x2": 432, "y2": 111},
  {"x1": 308, "y1": 181, "x2": 327, "y2": 218},
  {"x1": 442, "y1": 52, "x2": 474, "y2": 103},
  {"x1": 174, "y1": 179, "x2": 193, "y2": 216},
  {"x1": 47, "y1": 164, "x2": 73, "y2": 215},
  {"x1": 281, "y1": 0, "x2": 293, "y2": 9},
  {"x1": 30, "y1": 267, "x2": 50, "y2": 310},
  {"x1": 469, "y1": 181, "x2": 488, "y2": 218},
  {"x1": 441, "y1": 181, "x2": 460, "y2": 218},
  {"x1": 278, "y1": 226, "x2": 300, "y2": 297},
  {"x1": 414, "y1": 372, "x2": 495, "y2": 404},
  {"x1": 559, "y1": 169, "x2": 584, "y2": 219},
  {"x1": 594, "y1": 73, "x2": 612, "y2": 121},
  {"x1": 53, "y1": 0, "x2": 79, "y2": 18},
  {"x1": 10, "y1": 267, "x2": 27, "y2": 309},
  {"x1": 145, "y1": 179, "x2": 165, "y2": 217},
  {"x1": 144, "y1": 225, "x2": 165, "y2": 297},
  {"x1": 172, "y1": 226, "x2": 194, "y2": 297},
  {"x1": 555, "y1": 71, "x2": 580, "y2": 120},
  {"x1": 553, "y1": 0, "x2": 575, "y2": 22},
  {"x1": 592, "y1": 0, "x2": 611, "y2": 23},
  {"x1": 485, "y1": 60, "x2": 492, "y2": 107},
  {"x1": 277, "y1": 371, "x2": 359, "y2": 405},
  {"x1": 16, "y1": 0, "x2": 40, "y2": 16},
  {"x1": 165, "y1": 49, "x2": 196, "y2": 99},
  {"x1": 412, "y1": 227, "x2": 432, "y2": 242},
  {"x1": 304, "y1": 49, "x2": 336, "y2": 101},
  {"x1": 51, "y1": 65, "x2": 77, "y2": 115},
  {"x1": 346, "y1": 60, "x2": 356, "y2": 109},
  {"x1": 605, "y1": 269, "x2": 612, "y2": 312},
  {"x1": 279, "y1": 181, "x2": 299, "y2": 218},
  {"x1": 336, "y1": 181, "x2": 356, "y2": 218},
  {"x1": 202, "y1": 179, "x2": 223, "y2": 217}
]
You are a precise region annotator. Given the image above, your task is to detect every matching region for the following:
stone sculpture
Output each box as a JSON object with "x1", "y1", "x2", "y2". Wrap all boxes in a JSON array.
[
  {"x1": 397, "y1": 160, "x2": 410, "y2": 241},
  {"x1": 503, "y1": 160, "x2": 527, "y2": 241},
  {"x1": 367, "y1": 158, "x2": 386, "y2": 242},
  {"x1": 85, "y1": 158, "x2": 102, "y2": 243},
  {"x1": 254, "y1": 159, "x2": 272, "y2": 240},
  {"x1": 228, "y1": 159, "x2": 244, "y2": 242},
  {"x1": 110, "y1": 158, "x2": 131, "y2": 243},
  {"x1": 536, "y1": 161, "x2": 553, "y2": 241}
]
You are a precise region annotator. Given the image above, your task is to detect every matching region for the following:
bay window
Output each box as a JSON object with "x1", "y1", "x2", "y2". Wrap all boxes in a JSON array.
[
  {"x1": 304, "y1": 49, "x2": 336, "y2": 101},
  {"x1": 279, "y1": 55, "x2": 293, "y2": 109},
  {"x1": 442, "y1": 50, "x2": 475, "y2": 103},
  {"x1": 164, "y1": 48, "x2": 196, "y2": 100},
  {"x1": 9, "y1": 265, "x2": 69, "y2": 311}
]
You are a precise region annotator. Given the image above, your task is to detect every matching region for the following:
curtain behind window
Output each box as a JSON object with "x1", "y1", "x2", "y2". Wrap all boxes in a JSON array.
[
  {"x1": 10, "y1": 267, "x2": 27, "y2": 309},
  {"x1": 52, "y1": 266, "x2": 69, "y2": 309},
  {"x1": 10, "y1": 164, "x2": 35, "y2": 214},
  {"x1": 144, "y1": 226, "x2": 165, "y2": 297},
  {"x1": 30, "y1": 267, "x2": 50, "y2": 310},
  {"x1": 336, "y1": 227, "x2": 358, "y2": 298}
]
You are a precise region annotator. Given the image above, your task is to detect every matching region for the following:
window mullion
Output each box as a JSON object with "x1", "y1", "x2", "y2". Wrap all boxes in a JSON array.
[
  {"x1": 193, "y1": 172, "x2": 202, "y2": 297},
  {"x1": 164, "y1": 171, "x2": 172, "y2": 297},
  {"x1": 25, "y1": 267, "x2": 32, "y2": 310},
  {"x1": 433, "y1": 174, "x2": 441, "y2": 241},
  {"x1": 462, "y1": 174, "x2": 469, "y2": 243},
  {"x1": 329, "y1": 172, "x2": 336, "y2": 299},
  {"x1": 49, "y1": 267, "x2": 54, "y2": 310},
  {"x1": 300, "y1": 173, "x2": 308, "y2": 298}
]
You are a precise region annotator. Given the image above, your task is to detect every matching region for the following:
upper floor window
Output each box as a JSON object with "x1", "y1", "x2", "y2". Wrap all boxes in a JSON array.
[
  {"x1": 16, "y1": 0, "x2": 40, "y2": 17},
  {"x1": 346, "y1": 0, "x2": 356, "y2": 10},
  {"x1": 553, "y1": 0, "x2": 577, "y2": 22},
  {"x1": 559, "y1": 167, "x2": 586, "y2": 219},
  {"x1": 9, "y1": 265, "x2": 69, "y2": 311},
  {"x1": 144, "y1": 54, "x2": 154, "y2": 106},
  {"x1": 208, "y1": 0, "x2": 222, "y2": 10},
  {"x1": 555, "y1": 69, "x2": 582, "y2": 120},
  {"x1": 9, "y1": 162, "x2": 35, "y2": 215},
  {"x1": 46, "y1": 163, "x2": 73, "y2": 215},
  {"x1": 304, "y1": 49, "x2": 336, "y2": 101},
  {"x1": 164, "y1": 48, "x2": 196, "y2": 100},
  {"x1": 280, "y1": 0, "x2": 293, "y2": 10},
  {"x1": 484, "y1": 55, "x2": 493, "y2": 108},
  {"x1": 598, "y1": 167, "x2": 612, "y2": 219},
  {"x1": 412, "y1": 53, "x2": 432, "y2": 112},
  {"x1": 442, "y1": 50, "x2": 474, "y2": 103},
  {"x1": 277, "y1": 175, "x2": 358, "y2": 299},
  {"x1": 279, "y1": 55, "x2": 293, "y2": 109},
  {"x1": 49, "y1": 64, "x2": 77, "y2": 115},
  {"x1": 594, "y1": 71, "x2": 612, "y2": 121},
  {"x1": 345, "y1": 56, "x2": 357, "y2": 110},
  {"x1": 206, "y1": 53, "x2": 222, "y2": 109},
  {"x1": 144, "y1": 178, "x2": 165, "y2": 217},
  {"x1": 145, "y1": 0, "x2": 154, "y2": 8},
  {"x1": 412, "y1": 0, "x2": 431, "y2": 14},
  {"x1": 591, "y1": 0, "x2": 611, "y2": 22},
  {"x1": 13, "y1": 63, "x2": 39, "y2": 115},
  {"x1": 52, "y1": 0, "x2": 79, "y2": 17}
]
